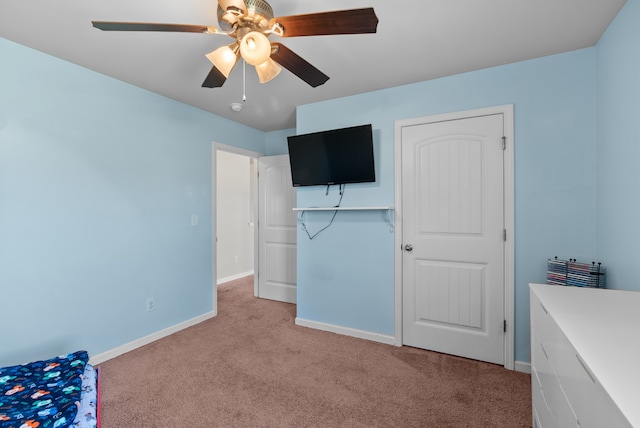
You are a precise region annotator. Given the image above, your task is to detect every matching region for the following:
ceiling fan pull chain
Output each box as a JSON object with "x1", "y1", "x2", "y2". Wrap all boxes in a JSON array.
[{"x1": 242, "y1": 59, "x2": 247, "y2": 102}]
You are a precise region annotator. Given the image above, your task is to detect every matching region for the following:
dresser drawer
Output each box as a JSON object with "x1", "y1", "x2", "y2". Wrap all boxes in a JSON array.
[
  {"x1": 531, "y1": 327, "x2": 554, "y2": 399},
  {"x1": 532, "y1": 365, "x2": 554, "y2": 428},
  {"x1": 531, "y1": 327, "x2": 578, "y2": 427},
  {"x1": 553, "y1": 348, "x2": 599, "y2": 428},
  {"x1": 530, "y1": 292, "x2": 561, "y2": 355}
]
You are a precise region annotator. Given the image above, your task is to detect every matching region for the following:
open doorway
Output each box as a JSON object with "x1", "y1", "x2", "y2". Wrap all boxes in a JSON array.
[
  {"x1": 216, "y1": 149, "x2": 256, "y2": 284},
  {"x1": 213, "y1": 143, "x2": 261, "y2": 312},
  {"x1": 212, "y1": 144, "x2": 297, "y2": 315}
]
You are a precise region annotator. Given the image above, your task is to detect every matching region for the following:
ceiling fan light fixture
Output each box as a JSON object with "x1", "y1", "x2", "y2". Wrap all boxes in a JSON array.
[
  {"x1": 92, "y1": 4, "x2": 379, "y2": 90},
  {"x1": 255, "y1": 57, "x2": 281, "y2": 83},
  {"x1": 206, "y1": 43, "x2": 239, "y2": 78},
  {"x1": 240, "y1": 31, "x2": 271, "y2": 65},
  {"x1": 218, "y1": 0, "x2": 247, "y2": 15},
  {"x1": 220, "y1": 11, "x2": 240, "y2": 26}
]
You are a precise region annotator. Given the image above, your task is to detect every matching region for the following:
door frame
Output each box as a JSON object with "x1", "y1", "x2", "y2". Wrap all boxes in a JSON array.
[
  {"x1": 393, "y1": 105, "x2": 515, "y2": 369},
  {"x1": 212, "y1": 142, "x2": 263, "y2": 315}
]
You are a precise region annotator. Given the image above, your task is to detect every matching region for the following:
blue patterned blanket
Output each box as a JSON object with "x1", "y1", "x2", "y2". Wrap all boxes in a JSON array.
[{"x1": 0, "y1": 350, "x2": 88, "y2": 428}]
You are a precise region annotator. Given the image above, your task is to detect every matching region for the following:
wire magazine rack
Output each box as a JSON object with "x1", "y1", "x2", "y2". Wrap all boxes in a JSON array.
[{"x1": 546, "y1": 257, "x2": 606, "y2": 288}]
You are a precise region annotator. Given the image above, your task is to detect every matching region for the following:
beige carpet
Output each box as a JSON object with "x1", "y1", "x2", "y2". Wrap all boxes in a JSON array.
[{"x1": 98, "y1": 276, "x2": 531, "y2": 427}]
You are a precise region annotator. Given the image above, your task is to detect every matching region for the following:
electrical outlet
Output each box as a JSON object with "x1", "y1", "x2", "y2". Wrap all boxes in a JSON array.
[{"x1": 146, "y1": 298, "x2": 155, "y2": 312}]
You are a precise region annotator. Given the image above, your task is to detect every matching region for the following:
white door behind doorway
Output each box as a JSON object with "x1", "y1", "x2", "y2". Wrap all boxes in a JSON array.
[
  {"x1": 258, "y1": 155, "x2": 297, "y2": 303},
  {"x1": 395, "y1": 106, "x2": 514, "y2": 367}
]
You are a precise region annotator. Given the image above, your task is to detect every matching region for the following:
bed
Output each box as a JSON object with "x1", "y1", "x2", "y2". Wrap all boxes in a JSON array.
[{"x1": 0, "y1": 350, "x2": 99, "y2": 428}]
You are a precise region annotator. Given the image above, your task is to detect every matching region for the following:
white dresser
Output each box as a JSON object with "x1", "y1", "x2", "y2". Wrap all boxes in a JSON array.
[{"x1": 530, "y1": 283, "x2": 639, "y2": 428}]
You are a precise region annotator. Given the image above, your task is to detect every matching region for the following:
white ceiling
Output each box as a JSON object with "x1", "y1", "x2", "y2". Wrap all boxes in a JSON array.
[{"x1": 0, "y1": 0, "x2": 627, "y2": 131}]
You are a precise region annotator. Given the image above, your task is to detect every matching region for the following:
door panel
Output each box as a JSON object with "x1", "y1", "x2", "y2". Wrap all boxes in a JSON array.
[
  {"x1": 418, "y1": 136, "x2": 483, "y2": 234},
  {"x1": 258, "y1": 155, "x2": 297, "y2": 303},
  {"x1": 415, "y1": 260, "x2": 484, "y2": 329},
  {"x1": 402, "y1": 114, "x2": 505, "y2": 364}
]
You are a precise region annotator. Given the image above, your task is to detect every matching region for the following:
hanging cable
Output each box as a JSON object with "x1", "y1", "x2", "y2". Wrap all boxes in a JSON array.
[{"x1": 299, "y1": 184, "x2": 345, "y2": 240}]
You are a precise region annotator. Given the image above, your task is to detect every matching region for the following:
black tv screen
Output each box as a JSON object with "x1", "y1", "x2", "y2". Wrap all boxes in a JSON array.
[{"x1": 287, "y1": 124, "x2": 375, "y2": 187}]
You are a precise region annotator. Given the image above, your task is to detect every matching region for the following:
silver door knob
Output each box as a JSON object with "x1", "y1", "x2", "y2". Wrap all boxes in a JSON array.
[{"x1": 404, "y1": 244, "x2": 413, "y2": 252}]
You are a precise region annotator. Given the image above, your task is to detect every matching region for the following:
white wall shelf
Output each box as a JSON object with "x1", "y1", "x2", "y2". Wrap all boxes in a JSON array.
[{"x1": 293, "y1": 206, "x2": 393, "y2": 211}]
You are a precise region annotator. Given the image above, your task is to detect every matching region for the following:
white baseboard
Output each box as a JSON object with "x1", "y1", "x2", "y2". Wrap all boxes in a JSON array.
[
  {"x1": 514, "y1": 360, "x2": 531, "y2": 374},
  {"x1": 295, "y1": 317, "x2": 395, "y2": 346},
  {"x1": 89, "y1": 311, "x2": 216, "y2": 366},
  {"x1": 295, "y1": 318, "x2": 532, "y2": 373},
  {"x1": 217, "y1": 270, "x2": 254, "y2": 285}
]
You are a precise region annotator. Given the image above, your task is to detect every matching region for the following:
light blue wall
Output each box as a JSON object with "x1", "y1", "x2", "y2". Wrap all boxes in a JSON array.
[
  {"x1": 295, "y1": 49, "x2": 598, "y2": 363},
  {"x1": 4, "y1": 0, "x2": 636, "y2": 368},
  {"x1": 264, "y1": 128, "x2": 295, "y2": 156},
  {"x1": 0, "y1": 38, "x2": 264, "y2": 366},
  {"x1": 596, "y1": 0, "x2": 640, "y2": 291}
]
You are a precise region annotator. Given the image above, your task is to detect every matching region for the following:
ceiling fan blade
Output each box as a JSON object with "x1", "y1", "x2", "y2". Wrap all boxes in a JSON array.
[
  {"x1": 271, "y1": 8, "x2": 378, "y2": 37},
  {"x1": 270, "y1": 43, "x2": 329, "y2": 88},
  {"x1": 202, "y1": 65, "x2": 227, "y2": 88},
  {"x1": 92, "y1": 21, "x2": 220, "y2": 34}
]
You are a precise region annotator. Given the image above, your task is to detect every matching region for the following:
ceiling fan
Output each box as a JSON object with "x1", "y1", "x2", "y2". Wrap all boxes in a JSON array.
[{"x1": 92, "y1": 0, "x2": 378, "y2": 89}]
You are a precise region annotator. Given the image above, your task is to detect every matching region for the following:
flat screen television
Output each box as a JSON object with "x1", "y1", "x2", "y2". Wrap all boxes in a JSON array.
[{"x1": 287, "y1": 124, "x2": 375, "y2": 187}]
